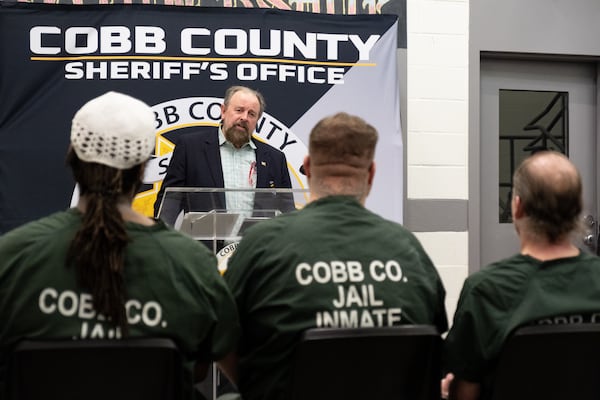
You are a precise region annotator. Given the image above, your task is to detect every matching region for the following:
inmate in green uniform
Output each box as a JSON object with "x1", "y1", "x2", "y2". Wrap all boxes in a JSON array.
[
  {"x1": 224, "y1": 195, "x2": 448, "y2": 400},
  {"x1": 0, "y1": 209, "x2": 240, "y2": 399},
  {"x1": 444, "y1": 252, "x2": 600, "y2": 398}
]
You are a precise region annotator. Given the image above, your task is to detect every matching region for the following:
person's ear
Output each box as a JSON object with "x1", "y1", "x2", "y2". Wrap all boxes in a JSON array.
[
  {"x1": 512, "y1": 194, "x2": 524, "y2": 219},
  {"x1": 302, "y1": 156, "x2": 311, "y2": 178},
  {"x1": 368, "y1": 161, "x2": 376, "y2": 185}
]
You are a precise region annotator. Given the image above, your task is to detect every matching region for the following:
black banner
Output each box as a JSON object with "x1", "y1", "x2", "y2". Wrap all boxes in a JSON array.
[{"x1": 0, "y1": 3, "x2": 400, "y2": 232}]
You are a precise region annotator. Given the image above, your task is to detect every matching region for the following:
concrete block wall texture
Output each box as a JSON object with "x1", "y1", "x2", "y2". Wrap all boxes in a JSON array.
[{"x1": 406, "y1": 0, "x2": 469, "y2": 323}]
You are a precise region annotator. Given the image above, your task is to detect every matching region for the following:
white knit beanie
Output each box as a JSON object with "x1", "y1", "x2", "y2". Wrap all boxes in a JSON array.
[{"x1": 70, "y1": 91, "x2": 155, "y2": 169}]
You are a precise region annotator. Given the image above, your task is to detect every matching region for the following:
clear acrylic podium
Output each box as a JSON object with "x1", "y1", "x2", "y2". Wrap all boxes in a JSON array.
[
  {"x1": 155, "y1": 187, "x2": 309, "y2": 399},
  {"x1": 156, "y1": 187, "x2": 309, "y2": 253}
]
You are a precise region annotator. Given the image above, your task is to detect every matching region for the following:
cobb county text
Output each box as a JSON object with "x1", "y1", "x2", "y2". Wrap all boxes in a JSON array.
[{"x1": 30, "y1": 26, "x2": 380, "y2": 82}]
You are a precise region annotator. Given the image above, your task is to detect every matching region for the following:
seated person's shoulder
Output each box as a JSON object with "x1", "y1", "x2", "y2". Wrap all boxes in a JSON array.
[{"x1": 0, "y1": 211, "x2": 75, "y2": 249}]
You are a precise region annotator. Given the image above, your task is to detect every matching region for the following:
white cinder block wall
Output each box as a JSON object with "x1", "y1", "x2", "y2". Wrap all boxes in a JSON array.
[{"x1": 406, "y1": 0, "x2": 469, "y2": 323}]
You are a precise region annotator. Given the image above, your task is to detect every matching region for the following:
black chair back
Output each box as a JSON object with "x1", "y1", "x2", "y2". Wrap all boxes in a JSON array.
[
  {"x1": 7, "y1": 337, "x2": 184, "y2": 400},
  {"x1": 289, "y1": 325, "x2": 442, "y2": 400},
  {"x1": 491, "y1": 323, "x2": 600, "y2": 400}
]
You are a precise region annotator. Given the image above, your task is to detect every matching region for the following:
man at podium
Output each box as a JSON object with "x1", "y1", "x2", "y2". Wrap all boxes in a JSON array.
[{"x1": 154, "y1": 85, "x2": 294, "y2": 227}]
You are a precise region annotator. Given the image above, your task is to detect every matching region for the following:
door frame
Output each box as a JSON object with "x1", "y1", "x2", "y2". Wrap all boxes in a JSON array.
[{"x1": 469, "y1": 53, "x2": 600, "y2": 273}]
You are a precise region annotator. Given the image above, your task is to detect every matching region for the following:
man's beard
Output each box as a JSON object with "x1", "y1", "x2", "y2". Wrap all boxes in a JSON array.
[{"x1": 225, "y1": 123, "x2": 250, "y2": 148}]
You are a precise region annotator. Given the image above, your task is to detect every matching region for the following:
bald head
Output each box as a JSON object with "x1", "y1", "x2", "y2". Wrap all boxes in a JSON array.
[
  {"x1": 305, "y1": 112, "x2": 378, "y2": 202},
  {"x1": 512, "y1": 151, "x2": 582, "y2": 242}
]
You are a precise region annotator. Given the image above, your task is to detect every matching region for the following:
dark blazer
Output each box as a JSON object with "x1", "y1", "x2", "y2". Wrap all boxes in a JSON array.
[{"x1": 154, "y1": 127, "x2": 294, "y2": 224}]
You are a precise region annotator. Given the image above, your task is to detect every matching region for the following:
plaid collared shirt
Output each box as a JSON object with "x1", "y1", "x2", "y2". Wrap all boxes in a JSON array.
[{"x1": 219, "y1": 126, "x2": 256, "y2": 215}]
